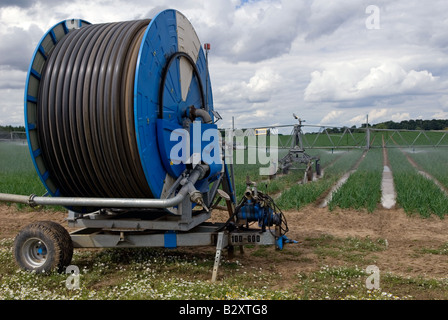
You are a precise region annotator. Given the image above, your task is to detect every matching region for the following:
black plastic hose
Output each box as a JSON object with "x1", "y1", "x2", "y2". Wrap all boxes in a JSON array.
[{"x1": 37, "y1": 20, "x2": 153, "y2": 198}]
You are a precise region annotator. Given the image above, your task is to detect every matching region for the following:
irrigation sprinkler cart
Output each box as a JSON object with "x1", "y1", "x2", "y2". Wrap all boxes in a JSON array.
[
  {"x1": 4, "y1": 10, "x2": 291, "y2": 281},
  {"x1": 8, "y1": 165, "x2": 289, "y2": 281},
  {"x1": 278, "y1": 114, "x2": 321, "y2": 182}
]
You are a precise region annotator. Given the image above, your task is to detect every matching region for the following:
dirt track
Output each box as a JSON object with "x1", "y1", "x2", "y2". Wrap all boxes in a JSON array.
[{"x1": 1, "y1": 203, "x2": 447, "y2": 282}]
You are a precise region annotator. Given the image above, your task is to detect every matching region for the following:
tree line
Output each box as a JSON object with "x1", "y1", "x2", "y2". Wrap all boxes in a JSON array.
[
  {"x1": 323, "y1": 119, "x2": 448, "y2": 134},
  {"x1": 0, "y1": 125, "x2": 26, "y2": 132},
  {"x1": 371, "y1": 119, "x2": 448, "y2": 130}
]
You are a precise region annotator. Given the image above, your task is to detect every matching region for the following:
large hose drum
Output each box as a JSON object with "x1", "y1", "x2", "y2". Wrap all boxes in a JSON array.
[{"x1": 24, "y1": 9, "x2": 220, "y2": 213}]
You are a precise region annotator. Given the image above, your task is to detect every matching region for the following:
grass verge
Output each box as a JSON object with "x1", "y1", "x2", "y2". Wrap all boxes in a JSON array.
[{"x1": 1, "y1": 234, "x2": 447, "y2": 300}]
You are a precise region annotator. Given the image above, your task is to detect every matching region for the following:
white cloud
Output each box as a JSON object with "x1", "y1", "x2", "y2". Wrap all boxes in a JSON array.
[
  {"x1": 212, "y1": 64, "x2": 285, "y2": 129},
  {"x1": 0, "y1": 24, "x2": 43, "y2": 71},
  {"x1": 348, "y1": 109, "x2": 411, "y2": 126},
  {"x1": 246, "y1": 67, "x2": 281, "y2": 102},
  {"x1": 320, "y1": 110, "x2": 343, "y2": 125},
  {"x1": 390, "y1": 112, "x2": 411, "y2": 122},
  {"x1": 214, "y1": 66, "x2": 281, "y2": 104},
  {"x1": 0, "y1": 88, "x2": 24, "y2": 126},
  {"x1": 194, "y1": 0, "x2": 308, "y2": 62},
  {"x1": 305, "y1": 60, "x2": 440, "y2": 103},
  {"x1": 0, "y1": 67, "x2": 26, "y2": 89},
  {"x1": 431, "y1": 111, "x2": 448, "y2": 119},
  {"x1": 437, "y1": 95, "x2": 448, "y2": 111},
  {"x1": 2, "y1": 0, "x2": 448, "y2": 129},
  {"x1": 349, "y1": 109, "x2": 388, "y2": 125},
  {"x1": 305, "y1": 0, "x2": 361, "y2": 41}
]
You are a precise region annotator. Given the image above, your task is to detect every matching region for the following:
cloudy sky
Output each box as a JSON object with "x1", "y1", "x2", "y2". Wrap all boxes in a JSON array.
[{"x1": 1, "y1": 0, "x2": 448, "y2": 132}]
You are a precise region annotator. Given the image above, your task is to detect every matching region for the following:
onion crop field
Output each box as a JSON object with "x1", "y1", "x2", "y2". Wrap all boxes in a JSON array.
[
  {"x1": 388, "y1": 148, "x2": 448, "y2": 218},
  {"x1": 0, "y1": 142, "x2": 46, "y2": 197},
  {"x1": 276, "y1": 149, "x2": 364, "y2": 210},
  {"x1": 230, "y1": 142, "x2": 448, "y2": 218},
  {"x1": 328, "y1": 148, "x2": 383, "y2": 213},
  {"x1": 2, "y1": 139, "x2": 448, "y2": 217}
]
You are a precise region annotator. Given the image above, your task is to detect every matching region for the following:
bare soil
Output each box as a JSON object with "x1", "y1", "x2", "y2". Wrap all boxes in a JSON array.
[{"x1": 283, "y1": 205, "x2": 448, "y2": 278}]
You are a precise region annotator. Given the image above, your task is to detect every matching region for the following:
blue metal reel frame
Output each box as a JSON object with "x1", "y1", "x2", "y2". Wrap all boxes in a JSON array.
[
  {"x1": 24, "y1": 10, "x2": 216, "y2": 206},
  {"x1": 134, "y1": 9, "x2": 215, "y2": 199}
]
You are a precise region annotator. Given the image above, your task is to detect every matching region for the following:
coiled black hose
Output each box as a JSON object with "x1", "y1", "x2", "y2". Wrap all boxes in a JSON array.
[{"x1": 37, "y1": 20, "x2": 153, "y2": 198}]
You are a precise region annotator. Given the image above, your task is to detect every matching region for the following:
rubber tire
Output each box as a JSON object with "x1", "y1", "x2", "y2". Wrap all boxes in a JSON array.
[
  {"x1": 14, "y1": 221, "x2": 73, "y2": 274},
  {"x1": 38, "y1": 221, "x2": 73, "y2": 268}
]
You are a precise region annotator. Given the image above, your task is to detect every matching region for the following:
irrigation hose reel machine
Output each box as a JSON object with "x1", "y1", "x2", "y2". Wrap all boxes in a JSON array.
[{"x1": 5, "y1": 9, "x2": 291, "y2": 278}]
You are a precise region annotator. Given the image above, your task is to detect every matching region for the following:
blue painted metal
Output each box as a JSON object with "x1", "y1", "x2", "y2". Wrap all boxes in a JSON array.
[
  {"x1": 276, "y1": 236, "x2": 284, "y2": 250},
  {"x1": 164, "y1": 231, "x2": 177, "y2": 248},
  {"x1": 277, "y1": 235, "x2": 298, "y2": 250},
  {"x1": 49, "y1": 30, "x2": 57, "y2": 44},
  {"x1": 238, "y1": 199, "x2": 281, "y2": 228},
  {"x1": 134, "y1": 9, "x2": 215, "y2": 199},
  {"x1": 38, "y1": 45, "x2": 47, "y2": 59},
  {"x1": 156, "y1": 119, "x2": 222, "y2": 192},
  {"x1": 156, "y1": 118, "x2": 187, "y2": 178},
  {"x1": 26, "y1": 96, "x2": 37, "y2": 104},
  {"x1": 62, "y1": 21, "x2": 69, "y2": 34},
  {"x1": 24, "y1": 10, "x2": 217, "y2": 206},
  {"x1": 30, "y1": 68, "x2": 41, "y2": 80}
]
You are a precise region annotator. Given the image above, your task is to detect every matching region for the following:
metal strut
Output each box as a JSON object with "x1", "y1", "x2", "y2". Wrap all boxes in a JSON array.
[{"x1": 211, "y1": 232, "x2": 225, "y2": 282}]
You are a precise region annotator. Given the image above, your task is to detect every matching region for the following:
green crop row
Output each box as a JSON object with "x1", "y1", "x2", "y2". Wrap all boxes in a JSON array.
[
  {"x1": 276, "y1": 149, "x2": 364, "y2": 210},
  {"x1": 387, "y1": 148, "x2": 448, "y2": 218},
  {"x1": 404, "y1": 148, "x2": 448, "y2": 189},
  {"x1": 329, "y1": 148, "x2": 383, "y2": 213}
]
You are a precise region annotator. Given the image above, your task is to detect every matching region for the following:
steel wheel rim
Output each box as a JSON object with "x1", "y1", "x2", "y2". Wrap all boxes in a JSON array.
[{"x1": 22, "y1": 238, "x2": 48, "y2": 268}]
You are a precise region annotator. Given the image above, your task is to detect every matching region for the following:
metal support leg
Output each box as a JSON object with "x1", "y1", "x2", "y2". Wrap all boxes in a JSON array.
[{"x1": 211, "y1": 232, "x2": 225, "y2": 282}]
